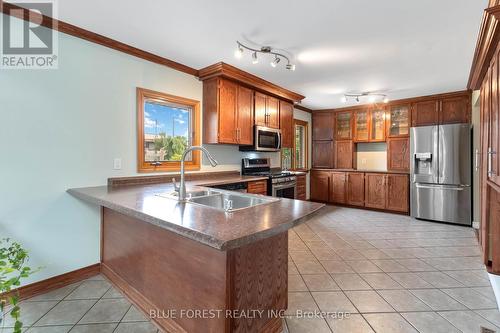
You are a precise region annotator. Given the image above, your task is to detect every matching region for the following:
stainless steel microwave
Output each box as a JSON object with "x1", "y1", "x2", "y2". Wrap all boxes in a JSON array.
[{"x1": 239, "y1": 126, "x2": 281, "y2": 152}]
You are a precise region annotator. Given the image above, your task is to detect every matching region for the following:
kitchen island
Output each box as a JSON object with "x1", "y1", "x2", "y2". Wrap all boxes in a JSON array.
[{"x1": 68, "y1": 177, "x2": 324, "y2": 333}]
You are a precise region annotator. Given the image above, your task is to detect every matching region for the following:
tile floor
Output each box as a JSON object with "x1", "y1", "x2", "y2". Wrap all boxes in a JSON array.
[{"x1": 1, "y1": 206, "x2": 499, "y2": 333}]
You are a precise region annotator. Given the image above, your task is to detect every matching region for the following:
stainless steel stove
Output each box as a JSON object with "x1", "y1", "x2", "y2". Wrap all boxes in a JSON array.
[{"x1": 241, "y1": 158, "x2": 296, "y2": 198}]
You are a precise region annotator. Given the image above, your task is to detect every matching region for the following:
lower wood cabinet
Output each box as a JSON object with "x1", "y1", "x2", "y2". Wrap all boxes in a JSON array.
[
  {"x1": 310, "y1": 170, "x2": 409, "y2": 214},
  {"x1": 310, "y1": 170, "x2": 331, "y2": 202},
  {"x1": 347, "y1": 172, "x2": 365, "y2": 207},
  {"x1": 296, "y1": 174, "x2": 307, "y2": 200},
  {"x1": 247, "y1": 180, "x2": 268, "y2": 195}
]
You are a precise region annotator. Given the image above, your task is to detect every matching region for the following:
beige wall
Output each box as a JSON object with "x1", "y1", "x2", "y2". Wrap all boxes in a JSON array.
[{"x1": 356, "y1": 143, "x2": 388, "y2": 171}]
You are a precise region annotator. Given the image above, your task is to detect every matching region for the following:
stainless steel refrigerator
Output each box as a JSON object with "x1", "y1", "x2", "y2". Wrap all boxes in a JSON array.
[{"x1": 410, "y1": 123, "x2": 471, "y2": 225}]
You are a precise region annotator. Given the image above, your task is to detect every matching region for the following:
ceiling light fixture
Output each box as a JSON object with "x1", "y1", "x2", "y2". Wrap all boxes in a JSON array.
[
  {"x1": 341, "y1": 92, "x2": 389, "y2": 104},
  {"x1": 234, "y1": 41, "x2": 296, "y2": 71}
]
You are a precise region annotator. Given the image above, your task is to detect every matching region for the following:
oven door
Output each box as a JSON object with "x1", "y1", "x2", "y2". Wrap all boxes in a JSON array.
[
  {"x1": 256, "y1": 126, "x2": 281, "y2": 151},
  {"x1": 272, "y1": 182, "x2": 296, "y2": 199}
]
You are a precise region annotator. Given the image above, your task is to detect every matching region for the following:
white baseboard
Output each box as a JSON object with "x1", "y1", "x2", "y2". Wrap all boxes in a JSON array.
[{"x1": 488, "y1": 273, "x2": 500, "y2": 311}]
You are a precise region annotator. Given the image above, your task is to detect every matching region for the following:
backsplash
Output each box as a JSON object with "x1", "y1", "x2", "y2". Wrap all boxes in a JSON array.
[
  {"x1": 201, "y1": 144, "x2": 281, "y2": 172},
  {"x1": 356, "y1": 142, "x2": 387, "y2": 171}
]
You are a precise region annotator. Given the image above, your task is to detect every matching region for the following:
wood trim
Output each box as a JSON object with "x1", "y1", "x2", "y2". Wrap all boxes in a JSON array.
[
  {"x1": 294, "y1": 104, "x2": 313, "y2": 113},
  {"x1": 468, "y1": 5, "x2": 500, "y2": 89},
  {"x1": 198, "y1": 62, "x2": 305, "y2": 102},
  {"x1": 0, "y1": 1, "x2": 198, "y2": 76},
  {"x1": 314, "y1": 90, "x2": 471, "y2": 113},
  {"x1": 136, "y1": 87, "x2": 201, "y2": 173},
  {"x1": 292, "y1": 119, "x2": 309, "y2": 170},
  {"x1": 1, "y1": 264, "x2": 101, "y2": 301}
]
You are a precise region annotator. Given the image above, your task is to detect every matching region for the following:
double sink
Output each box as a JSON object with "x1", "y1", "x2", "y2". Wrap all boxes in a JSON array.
[{"x1": 158, "y1": 188, "x2": 280, "y2": 212}]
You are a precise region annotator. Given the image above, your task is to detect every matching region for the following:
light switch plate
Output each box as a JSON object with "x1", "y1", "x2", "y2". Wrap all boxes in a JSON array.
[{"x1": 113, "y1": 158, "x2": 122, "y2": 170}]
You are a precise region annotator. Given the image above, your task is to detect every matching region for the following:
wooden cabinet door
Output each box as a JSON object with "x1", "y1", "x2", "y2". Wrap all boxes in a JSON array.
[
  {"x1": 354, "y1": 110, "x2": 369, "y2": 142},
  {"x1": 386, "y1": 174, "x2": 409, "y2": 213},
  {"x1": 247, "y1": 180, "x2": 268, "y2": 195},
  {"x1": 411, "y1": 100, "x2": 439, "y2": 127},
  {"x1": 336, "y1": 112, "x2": 353, "y2": 140},
  {"x1": 312, "y1": 112, "x2": 334, "y2": 140},
  {"x1": 296, "y1": 175, "x2": 307, "y2": 200},
  {"x1": 335, "y1": 140, "x2": 354, "y2": 169},
  {"x1": 266, "y1": 96, "x2": 280, "y2": 129},
  {"x1": 312, "y1": 141, "x2": 334, "y2": 168},
  {"x1": 387, "y1": 105, "x2": 410, "y2": 137},
  {"x1": 254, "y1": 92, "x2": 267, "y2": 127},
  {"x1": 218, "y1": 79, "x2": 238, "y2": 143},
  {"x1": 387, "y1": 138, "x2": 410, "y2": 172},
  {"x1": 311, "y1": 171, "x2": 331, "y2": 202},
  {"x1": 330, "y1": 172, "x2": 346, "y2": 204},
  {"x1": 489, "y1": 52, "x2": 500, "y2": 186},
  {"x1": 365, "y1": 173, "x2": 387, "y2": 209},
  {"x1": 236, "y1": 85, "x2": 254, "y2": 145},
  {"x1": 347, "y1": 173, "x2": 364, "y2": 207},
  {"x1": 280, "y1": 100, "x2": 294, "y2": 148},
  {"x1": 370, "y1": 109, "x2": 386, "y2": 141},
  {"x1": 440, "y1": 96, "x2": 470, "y2": 124}
]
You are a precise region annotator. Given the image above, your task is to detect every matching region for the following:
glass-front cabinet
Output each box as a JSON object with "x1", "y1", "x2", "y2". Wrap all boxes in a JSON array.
[
  {"x1": 387, "y1": 105, "x2": 410, "y2": 137},
  {"x1": 370, "y1": 109, "x2": 386, "y2": 141},
  {"x1": 335, "y1": 111, "x2": 352, "y2": 140},
  {"x1": 354, "y1": 110, "x2": 369, "y2": 142}
]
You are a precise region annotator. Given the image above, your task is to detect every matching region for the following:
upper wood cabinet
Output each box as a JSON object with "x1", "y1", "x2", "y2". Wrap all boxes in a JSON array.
[
  {"x1": 411, "y1": 93, "x2": 470, "y2": 127},
  {"x1": 336, "y1": 111, "x2": 353, "y2": 140},
  {"x1": 310, "y1": 170, "x2": 330, "y2": 202},
  {"x1": 313, "y1": 112, "x2": 334, "y2": 140},
  {"x1": 280, "y1": 101, "x2": 294, "y2": 148},
  {"x1": 203, "y1": 78, "x2": 254, "y2": 144},
  {"x1": 354, "y1": 110, "x2": 369, "y2": 142},
  {"x1": 335, "y1": 140, "x2": 354, "y2": 169},
  {"x1": 313, "y1": 141, "x2": 335, "y2": 169},
  {"x1": 365, "y1": 173, "x2": 386, "y2": 209},
  {"x1": 347, "y1": 172, "x2": 364, "y2": 207},
  {"x1": 255, "y1": 92, "x2": 279, "y2": 129},
  {"x1": 370, "y1": 109, "x2": 386, "y2": 141},
  {"x1": 387, "y1": 137, "x2": 410, "y2": 172},
  {"x1": 387, "y1": 105, "x2": 410, "y2": 137}
]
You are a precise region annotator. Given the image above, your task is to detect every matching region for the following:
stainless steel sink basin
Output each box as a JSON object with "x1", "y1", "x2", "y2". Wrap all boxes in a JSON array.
[
  {"x1": 189, "y1": 192, "x2": 279, "y2": 212},
  {"x1": 158, "y1": 189, "x2": 219, "y2": 199}
]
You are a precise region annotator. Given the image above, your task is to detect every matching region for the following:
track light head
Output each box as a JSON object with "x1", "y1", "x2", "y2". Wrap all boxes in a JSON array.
[
  {"x1": 252, "y1": 52, "x2": 258, "y2": 64},
  {"x1": 341, "y1": 96, "x2": 347, "y2": 103},
  {"x1": 271, "y1": 56, "x2": 280, "y2": 68},
  {"x1": 286, "y1": 63, "x2": 296, "y2": 71},
  {"x1": 383, "y1": 97, "x2": 389, "y2": 103},
  {"x1": 234, "y1": 44, "x2": 243, "y2": 59}
]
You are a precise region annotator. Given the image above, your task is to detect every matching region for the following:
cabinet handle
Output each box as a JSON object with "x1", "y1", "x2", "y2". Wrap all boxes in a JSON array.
[
  {"x1": 475, "y1": 149, "x2": 480, "y2": 172},
  {"x1": 488, "y1": 147, "x2": 497, "y2": 177}
]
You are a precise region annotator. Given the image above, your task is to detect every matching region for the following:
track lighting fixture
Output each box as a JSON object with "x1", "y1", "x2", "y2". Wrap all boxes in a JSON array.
[
  {"x1": 234, "y1": 41, "x2": 296, "y2": 71},
  {"x1": 341, "y1": 92, "x2": 389, "y2": 104}
]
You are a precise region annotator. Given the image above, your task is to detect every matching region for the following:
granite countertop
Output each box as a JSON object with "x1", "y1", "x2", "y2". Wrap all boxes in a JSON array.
[{"x1": 68, "y1": 179, "x2": 324, "y2": 251}]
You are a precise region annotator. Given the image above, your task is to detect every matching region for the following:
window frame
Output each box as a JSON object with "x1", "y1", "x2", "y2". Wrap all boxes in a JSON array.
[
  {"x1": 292, "y1": 119, "x2": 309, "y2": 171},
  {"x1": 137, "y1": 87, "x2": 200, "y2": 172}
]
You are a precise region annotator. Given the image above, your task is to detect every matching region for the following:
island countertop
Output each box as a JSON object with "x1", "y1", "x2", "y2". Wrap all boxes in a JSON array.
[{"x1": 68, "y1": 180, "x2": 324, "y2": 251}]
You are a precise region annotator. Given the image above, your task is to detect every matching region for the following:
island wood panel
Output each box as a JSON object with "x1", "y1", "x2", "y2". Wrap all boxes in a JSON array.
[
  {"x1": 228, "y1": 233, "x2": 287, "y2": 333},
  {"x1": 364, "y1": 173, "x2": 386, "y2": 209},
  {"x1": 312, "y1": 141, "x2": 334, "y2": 169},
  {"x1": 280, "y1": 101, "x2": 294, "y2": 148},
  {"x1": 330, "y1": 172, "x2": 347, "y2": 204},
  {"x1": 347, "y1": 172, "x2": 364, "y2": 207},
  {"x1": 312, "y1": 112, "x2": 334, "y2": 141},
  {"x1": 335, "y1": 140, "x2": 354, "y2": 169},
  {"x1": 101, "y1": 208, "x2": 287, "y2": 333},
  {"x1": 387, "y1": 137, "x2": 410, "y2": 172},
  {"x1": 386, "y1": 174, "x2": 409, "y2": 213},
  {"x1": 247, "y1": 180, "x2": 268, "y2": 195}
]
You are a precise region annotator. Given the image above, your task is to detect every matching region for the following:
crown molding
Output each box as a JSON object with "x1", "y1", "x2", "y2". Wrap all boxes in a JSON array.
[{"x1": 198, "y1": 62, "x2": 305, "y2": 102}]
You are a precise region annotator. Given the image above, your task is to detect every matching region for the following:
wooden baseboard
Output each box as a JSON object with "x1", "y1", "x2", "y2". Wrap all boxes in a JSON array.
[{"x1": 1, "y1": 263, "x2": 101, "y2": 301}]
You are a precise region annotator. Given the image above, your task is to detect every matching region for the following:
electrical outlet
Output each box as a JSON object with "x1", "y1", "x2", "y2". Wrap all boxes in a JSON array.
[{"x1": 113, "y1": 158, "x2": 122, "y2": 170}]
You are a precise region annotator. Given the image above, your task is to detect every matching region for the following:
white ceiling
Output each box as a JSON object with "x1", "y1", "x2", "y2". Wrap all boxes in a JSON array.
[{"x1": 55, "y1": 0, "x2": 486, "y2": 109}]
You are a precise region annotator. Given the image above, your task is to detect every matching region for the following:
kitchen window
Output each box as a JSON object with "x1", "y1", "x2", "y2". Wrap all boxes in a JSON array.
[
  {"x1": 137, "y1": 88, "x2": 200, "y2": 172},
  {"x1": 281, "y1": 119, "x2": 309, "y2": 170}
]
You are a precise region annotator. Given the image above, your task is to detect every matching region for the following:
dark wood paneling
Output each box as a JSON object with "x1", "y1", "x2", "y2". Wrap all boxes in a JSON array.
[
  {"x1": 247, "y1": 180, "x2": 268, "y2": 195},
  {"x1": 330, "y1": 172, "x2": 346, "y2": 204},
  {"x1": 387, "y1": 137, "x2": 410, "y2": 172},
  {"x1": 335, "y1": 141, "x2": 354, "y2": 169},
  {"x1": 237, "y1": 85, "x2": 254, "y2": 145},
  {"x1": 312, "y1": 112, "x2": 334, "y2": 140},
  {"x1": 280, "y1": 101, "x2": 294, "y2": 148},
  {"x1": 364, "y1": 173, "x2": 386, "y2": 209},
  {"x1": 311, "y1": 170, "x2": 331, "y2": 202},
  {"x1": 386, "y1": 174, "x2": 409, "y2": 213},
  {"x1": 312, "y1": 141, "x2": 334, "y2": 169},
  {"x1": 412, "y1": 100, "x2": 439, "y2": 126},
  {"x1": 440, "y1": 95, "x2": 471, "y2": 124},
  {"x1": 1, "y1": 264, "x2": 101, "y2": 302},
  {"x1": 347, "y1": 173, "x2": 364, "y2": 207}
]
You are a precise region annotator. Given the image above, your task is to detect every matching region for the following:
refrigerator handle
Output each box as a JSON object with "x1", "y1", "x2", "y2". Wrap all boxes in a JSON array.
[
  {"x1": 475, "y1": 149, "x2": 480, "y2": 172},
  {"x1": 488, "y1": 147, "x2": 496, "y2": 177}
]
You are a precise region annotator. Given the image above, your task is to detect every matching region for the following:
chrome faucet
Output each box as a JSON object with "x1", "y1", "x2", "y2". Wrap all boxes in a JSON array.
[{"x1": 173, "y1": 146, "x2": 218, "y2": 201}]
